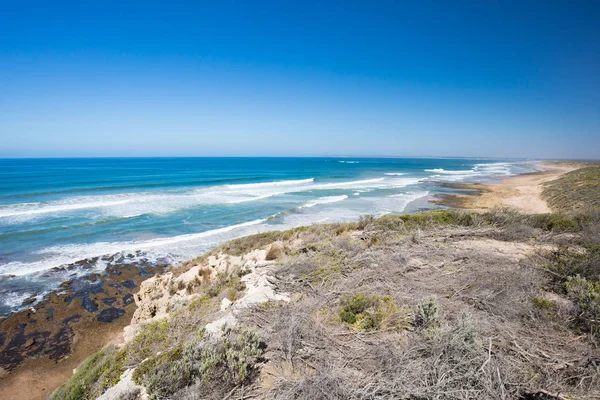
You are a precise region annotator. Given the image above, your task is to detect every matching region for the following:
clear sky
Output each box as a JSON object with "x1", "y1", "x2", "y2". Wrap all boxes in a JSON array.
[{"x1": 1, "y1": 1, "x2": 598, "y2": 159}]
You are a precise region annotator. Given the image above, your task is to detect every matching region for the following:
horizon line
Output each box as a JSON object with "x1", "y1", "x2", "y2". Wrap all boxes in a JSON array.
[{"x1": 1, "y1": 155, "x2": 591, "y2": 161}]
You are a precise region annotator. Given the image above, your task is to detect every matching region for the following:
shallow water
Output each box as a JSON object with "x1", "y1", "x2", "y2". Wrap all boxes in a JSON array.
[{"x1": 0, "y1": 157, "x2": 539, "y2": 315}]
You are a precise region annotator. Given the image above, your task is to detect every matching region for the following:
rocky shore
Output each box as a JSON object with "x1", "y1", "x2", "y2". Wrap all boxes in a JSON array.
[{"x1": 0, "y1": 255, "x2": 168, "y2": 399}]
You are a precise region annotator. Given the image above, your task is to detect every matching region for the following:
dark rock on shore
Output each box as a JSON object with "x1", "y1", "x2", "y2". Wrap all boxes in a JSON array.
[
  {"x1": 121, "y1": 280, "x2": 136, "y2": 289},
  {"x1": 102, "y1": 297, "x2": 117, "y2": 305},
  {"x1": 96, "y1": 308, "x2": 126, "y2": 323},
  {"x1": 22, "y1": 296, "x2": 37, "y2": 306},
  {"x1": 123, "y1": 294, "x2": 134, "y2": 305},
  {"x1": 0, "y1": 258, "x2": 167, "y2": 374}
]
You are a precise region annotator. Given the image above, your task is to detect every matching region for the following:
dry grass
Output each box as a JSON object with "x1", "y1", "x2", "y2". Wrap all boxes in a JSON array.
[
  {"x1": 542, "y1": 166, "x2": 600, "y2": 212},
  {"x1": 265, "y1": 244, "x2": 284, "y2": 261},
  {"x1": 236, "y1": 213, "x2": 600, "y2": 400},
  {"x1": 53, "y1": 206, "x2": 600, "y2": 399}
]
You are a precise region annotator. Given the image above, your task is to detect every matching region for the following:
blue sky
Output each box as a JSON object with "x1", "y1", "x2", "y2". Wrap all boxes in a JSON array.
[{"x1": 0, "y1": 1, "x2": 598, "y2": 159}]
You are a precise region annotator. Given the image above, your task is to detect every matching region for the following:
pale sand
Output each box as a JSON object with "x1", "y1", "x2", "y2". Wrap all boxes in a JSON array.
[
  {"x1": 471, "y1": 162, "x2": 580, "y2": 213},
  {"x1": 0, "y1": 318, "x2": 127, "y2": 400}
]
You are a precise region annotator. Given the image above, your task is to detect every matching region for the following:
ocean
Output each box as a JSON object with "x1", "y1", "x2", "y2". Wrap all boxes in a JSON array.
[{"x1": 0, "y1": 157, "x2": 539, "y2": 316}]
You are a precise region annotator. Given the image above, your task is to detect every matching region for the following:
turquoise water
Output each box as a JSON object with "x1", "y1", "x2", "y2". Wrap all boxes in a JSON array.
[{"x1": 0, "y1": 157, "x2": 539, "y2": 315}]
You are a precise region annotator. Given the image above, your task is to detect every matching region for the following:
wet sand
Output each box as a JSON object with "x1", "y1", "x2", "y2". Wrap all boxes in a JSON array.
[
  {"x1": 432, "y1": 162, "x2": 581, "y2": 213},
  {"x1": 0, "y1": 258, "x2": 168, "y2": 400}
]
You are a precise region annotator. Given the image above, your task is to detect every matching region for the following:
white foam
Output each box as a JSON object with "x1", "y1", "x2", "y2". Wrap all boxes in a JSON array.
[
  {"x1": 221, "y1": 177, "x2": 418, "y2": 204},
  {"x1": 372, "y1": 191, "x2": 430, "y2": 213},
  {"x1": 423, "y1": 162, "x2": 531, "y2": 183},
  {"x1": 0, "y1": 199, "x2": 134, "y2": 218},
  {"x1": 1, "y1": 291, "x2": 36, "y2": 308},
  {"x1": 313, "y1": 178, "x2": 385, "y2": 188},
  {"x1": 1, "y1": 219, "x2": 268, "y2": 277},
  {"x1": 384, "y1": 172, "x2": 405, "y2": 176},
  {"x1": 223, "y1": 178, "x2": 314, "y2": 189},
  {"x1": 473, "y1": 162, "x2": 513, "y2": 175},
  {"x1": 424, "y1": 168, "x2": 477, "y2": 175},
  {"x1": 300, "y1": 195, "x2": 348, "y2": 208},
  {"x1": 0, "y1": 177, "x2": 422, "y2": 221},
  {"x1": 39, "y1": 219, "x2": 266, "y2": 257},
  {"x1": 226, "y1": 192, "x2": 288, "y2": 204}
]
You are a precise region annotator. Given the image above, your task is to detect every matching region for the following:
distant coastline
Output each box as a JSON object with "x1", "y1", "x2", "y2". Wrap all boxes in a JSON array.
[{"x1": 431, "y1": 161, "x2": 584, "y2": 213}]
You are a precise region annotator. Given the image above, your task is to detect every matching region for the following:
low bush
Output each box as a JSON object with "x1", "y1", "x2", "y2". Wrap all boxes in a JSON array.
[
  {"x1": 338, "y1": 294, "x2": 401, "y2": 331},
  {"x1": 132, "y1": 345, "x2": 186, "y2": 398},
  {"x1": 543, "y1": 245, "x2": 600, "y2": 282},
  {"x1": 51, "y1": 345, "x2": 125, "y2": 400},
  {"x1": 531, "y1": 296, "x2": 557, "y2": 319},
  {"x1": 414, "y1": 296, "x2": 441, "y2": 331},
  {"x1": 564, "y1": 275, "x2": 600, "y2": 336},
  {"x1": 531, "y1": 214, "x2": 581, "y2": 232},
  {"x1": 358, "y1": 214, "x2": 375, "y2": 229},
  {"x1": 205, "y1": 272, "x2": 246, "y2": 299},
  {"x1": 134, "y1": 327, "x2": 264, "y2": 399},
  {"x1": 215, "y1": 230, "x2": 302, "y2": 257},
  {"x1": 265, "y1": 244, "x2": 283, "y2": 260},
  {"x1": 126, "y1": 318, "x2": 169, "y2": 364},
  {"x1": 371, "y1": 210, "x2": 474, "y2": 232}
]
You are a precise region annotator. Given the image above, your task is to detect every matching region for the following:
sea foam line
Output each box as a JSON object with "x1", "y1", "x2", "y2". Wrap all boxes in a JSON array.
[
  {"x1": 0, "y1": 199, "x2": 134, "y2": 218},
  {"x1": 222, "y1": 178, "x2": 314, "y2": 189},
  {"x1": 38, "y1": 218, "x2": 267, "y2": 256},
  {"x1": 299, "y1": 195, "x2": 348, "y2": 209},
  {"x1": 424, "y1": 168, "x2": 478, "y2": 175},
  {"x1": 0, "y1": 219, "x2": 268, "y2": 277}
]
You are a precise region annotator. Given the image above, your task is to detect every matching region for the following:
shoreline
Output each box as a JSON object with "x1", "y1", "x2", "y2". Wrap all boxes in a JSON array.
[
  {"x1": 431, "y1": 162, "x2": 582, "y2": 213},
  {"x1": 0, "y1": 161, "x2": 582, "y2": 399},
  {"x1": 0, "y1": 260, "x2": 168, "y2": 400}
]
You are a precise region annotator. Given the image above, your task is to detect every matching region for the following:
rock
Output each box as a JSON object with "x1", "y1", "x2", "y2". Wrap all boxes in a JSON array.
[
  {"x1": 220, "y1": 298, "x2": 233, "y2": 310},
  {"x1": 205, "y1": 313, "x2": 237, "y2": 335},
  {"x1": 0, "y1": 367, "x2": 9, "y2": 378},
  {"x1": 102, "y1": 297, "x2": 117, "y2": 306},
  {"x1": 97, "y1": 368, "x2": 148, "y2": 400},
  {"x1": 122, "y1": 294, "x2": 134, "y2": 305},
  {"x1": 96, "y1": 308, "x2": 126, "y2": 323},
  {"x1": 129, "y1": 273, "x2": 173, "y2": 324},
  {"x1": 81, "y1": 296, "x2": 98, "y2": 313},
  {"x1": 121, "y1": 280, "x2": 136, "y2": 289}
]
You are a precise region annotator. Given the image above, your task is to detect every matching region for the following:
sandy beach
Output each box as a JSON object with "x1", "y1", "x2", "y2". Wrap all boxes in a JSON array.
[{"x1": 432, "y1": 162, "x2": 582, "y2": 213}]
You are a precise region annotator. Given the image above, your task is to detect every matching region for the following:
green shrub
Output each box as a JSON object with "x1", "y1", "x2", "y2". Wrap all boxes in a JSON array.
[
  {"x1": 543, "y1": 245, "x2": 600, "y2": 282},
  {"x1": 414, "y1": 296, "x2": 441, "y2": 330},
  {"x1": 126, "y1": 319, "x2": 169, "y2": 364},
  {"x1": 133, "y1": 345, "x2": 187, "y2": 398},
  {"x1": 358, "y1": 214, "x2": 375, "y2": 229},
  {"x1": 532, "y1": 296, "x2": 556, "y2": 311},
  {"x1": 215, "y1": 230, "x2": 300, "y2": 256},
  {"x1": 545, "y1": 214, "x2": 580, "y2": 232},
  {"x1": 133, "y1": 327, "x2": 264, "y2": 399},
  {"x1": 205, "y1": 273, "x2": 246, "y2": 298},
  {"x1": 532, "y1": 296, "x2": 557, "y2": 319},
  {"x1": 51, "y1": 345, "x2": 125, "y2": 400},
  {"x1": 339, "y1": 294, "x2": 400, "y2": 331},
  {"x1": 564, "y1": 275, "x2": 600, "y2": 336}
]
